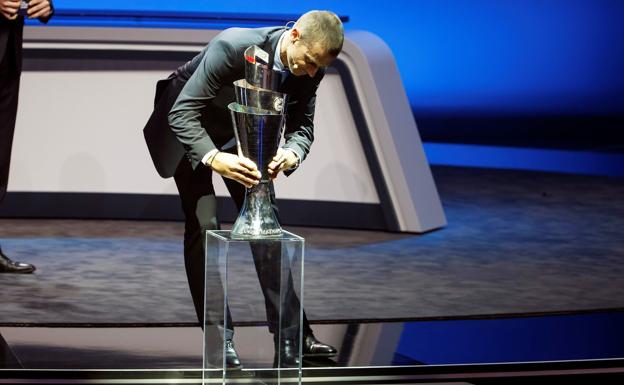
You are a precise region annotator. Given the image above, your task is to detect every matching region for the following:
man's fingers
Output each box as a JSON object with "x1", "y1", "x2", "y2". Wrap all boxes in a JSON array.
[
  {"x1": 27, "y1": 0, "x2": 49, "y2": 8},
  {"x1": 271, "y1": 154, "x2": 285, "y2": 168},
  {"x1": 237, "y1": 156, "x2": 255, "y2": 169},
  {"x1": 268, "y1": 152, "x2": 287, "y2": 170},
  {"x1": 231, "y1": 164, "x2": 260, "y2": 182},
  {"x1": 27, "y1": 1, "x2": 50, "y2": 18},
  {"x1": 1, "y1": 1, "x2": 20, "y2": 17},
  {"x1": 267, "y1": 160, "x2": 279, "y2": 171},
  {"x1": 223, "y1": 171, "x2": 253, "y2": 188},
  {"x1": 2, "y1": 1, "x2": 20, "y2": 10},
  {"x1": 231, "y1": 172, "x2": 258, "y2": 188},
  {"x1": 27, "y1": 2, "x2": 46, "y2": 13},
  {"x1": 237, "y1": 157, "x2": 258, "y2": 170},
  {"x1": 29, "y1": 8, "x2": 50, "y2": 19},
  {"x1": 2, "y1": 12, "x2": 18, "y2": 20},
  {"x1": 268, "y1": 148, "x2": 285, "y2": 172},
  {"x1": 233, "y1": 163, "x2": 259, "y2": 178},
  {"x1": 237, "y1": 158, "x2": 261, "y2": 178}
]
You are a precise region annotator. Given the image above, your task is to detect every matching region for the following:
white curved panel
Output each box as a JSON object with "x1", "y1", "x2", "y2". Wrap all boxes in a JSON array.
[
  {"x1": 10, "y1": 26, "x2": 446, "y2": 231},
  {"x1": 9, "y1": 70, "x2": 378, "y2": 203},
  {"x1": 10, "y1": 70, "x2": 177, "y2": 195}
]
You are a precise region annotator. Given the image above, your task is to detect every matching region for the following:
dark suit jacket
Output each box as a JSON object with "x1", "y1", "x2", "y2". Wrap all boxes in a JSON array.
[
  {"x1": 0, "y1": 2, "x2": 54, "y2": 73},
  {"x1": 143, "y1": 26, "x2": 324, "y2": 178}
]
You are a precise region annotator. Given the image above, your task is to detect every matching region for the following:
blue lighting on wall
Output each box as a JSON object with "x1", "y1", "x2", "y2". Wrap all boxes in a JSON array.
[
  {"x1": 40, "y1": 0, "x2": 624, "y2": 116},
  {"x1": 32, "y1": 1, "x2": 624, "y2": 174}
]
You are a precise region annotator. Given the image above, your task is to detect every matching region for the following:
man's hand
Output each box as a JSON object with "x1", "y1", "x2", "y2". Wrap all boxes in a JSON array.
[
  {"x1": 0, "y1": 1, "x2": 20, "y2": 20},
  {"x1": 267, "y1": 148, "x2": 299, "y2": 179},
  {"x1": 27, "y1": 0, "x2": 51, "y2": 19},
  {"x1": 210, "y1": 152, "x2": 261, "y2": 188}
]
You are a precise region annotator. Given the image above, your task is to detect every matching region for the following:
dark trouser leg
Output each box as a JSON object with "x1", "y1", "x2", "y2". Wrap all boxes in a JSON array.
[
  {"x1": 0, "y1": 45, "x2": 21, "y2": 204},
  {"x1": 173, "y1": 159, "x2": 233, "y2": 338},
  {"x1": 0, "y1": 27, "x2": 37, "y2": 275},
  {"x1": 222, "y1": 173, "x2": 313, "y2": 339}
]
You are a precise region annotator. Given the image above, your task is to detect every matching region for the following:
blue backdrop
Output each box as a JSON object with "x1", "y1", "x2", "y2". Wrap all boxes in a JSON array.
[
  {"x1": 46, "y1": 0, "x2": 624, "y2": 115},
  {"x1": 35, "y1": 0, "x2": 624, "y2": 174}
]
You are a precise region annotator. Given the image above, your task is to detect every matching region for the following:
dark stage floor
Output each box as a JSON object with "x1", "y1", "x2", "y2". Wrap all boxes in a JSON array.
[
  {"x1": 1, "y1": 166, "x2": 623, "y2": 324},
  {"x1": 1, "y1": 166, "x2": 624, "y2": 382}
]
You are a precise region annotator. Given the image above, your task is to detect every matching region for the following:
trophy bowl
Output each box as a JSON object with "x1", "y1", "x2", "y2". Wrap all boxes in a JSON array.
[
  {"x1": 244, "y1": 45, "x2": 284, "y2": 90},
  {"x1": 233, "y1": 79, "x2": 287, "y2": 114},
  {"x1": 228, "y1": 102, "x2": 284, "y2": 239}
]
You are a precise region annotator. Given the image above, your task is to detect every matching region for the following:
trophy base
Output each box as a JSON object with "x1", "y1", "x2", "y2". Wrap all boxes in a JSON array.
[
  {"x1": 231, "y1": 183, "x2": 283, "y2": 240},
  {"x1": 231, "y1": 228, "x2": 283, "y2": 240}
]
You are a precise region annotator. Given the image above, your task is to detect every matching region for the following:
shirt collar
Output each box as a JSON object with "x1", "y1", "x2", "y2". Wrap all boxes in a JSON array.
[{"x1": 273, "y1": 31, "x2": 287, "y2": 71}]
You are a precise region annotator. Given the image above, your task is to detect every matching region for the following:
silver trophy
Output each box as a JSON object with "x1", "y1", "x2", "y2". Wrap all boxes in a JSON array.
[{"x1": 229, "y1": 46, "x2": 288, "y2": 239}]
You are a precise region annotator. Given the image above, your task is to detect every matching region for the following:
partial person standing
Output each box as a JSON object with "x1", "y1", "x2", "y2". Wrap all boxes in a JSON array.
[{"x1": 0, "y1": 0, "x2": 54, "y2": 273}]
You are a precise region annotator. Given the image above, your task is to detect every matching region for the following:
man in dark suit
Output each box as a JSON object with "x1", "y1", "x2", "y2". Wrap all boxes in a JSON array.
[
  {"x1": 0, "y1": 0, "x2": 53, "y2": 274},
  {"x1": 144, "y1": 10, "x2": 343, "y2": 366}
]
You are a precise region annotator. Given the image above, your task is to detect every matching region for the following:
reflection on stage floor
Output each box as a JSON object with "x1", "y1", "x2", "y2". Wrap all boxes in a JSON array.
[
  {"x1": 2, "y1": 316, "x2": 624, "y2": 383},
  {"x1": 2, "y1": 312, "x2": 624, "y2": 370}
]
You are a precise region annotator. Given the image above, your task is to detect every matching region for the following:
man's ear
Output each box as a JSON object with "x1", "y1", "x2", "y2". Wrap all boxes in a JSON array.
[{"x1": 290, "y1": 27, "x2": 301, "y2": 42}]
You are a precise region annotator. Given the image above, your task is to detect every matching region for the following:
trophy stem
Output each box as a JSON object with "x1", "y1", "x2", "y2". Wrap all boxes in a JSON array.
[{"x1": 231, "y1": 182, "x2": 283, "y2": 239}]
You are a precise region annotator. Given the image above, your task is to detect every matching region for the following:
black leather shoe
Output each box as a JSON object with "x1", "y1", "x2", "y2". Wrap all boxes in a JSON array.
[
  {"x1": 0, "y1": 247, "x2": 36, "y2": 274},
  {"x1": 273, "y1": 338, "x2": 300, "y2": 368},
  {"x1": 225, "y1": 339, "x2": 242, "y2": 369},
  {"x1": 303, "y1": 334, "x2": 337, "y2": 357}
]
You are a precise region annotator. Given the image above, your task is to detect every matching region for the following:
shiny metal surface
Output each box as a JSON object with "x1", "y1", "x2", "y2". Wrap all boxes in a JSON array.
[
  {"x1": 229, "y1": 100, "x2": 284, "y2": 238},
  {"x1": 230, "y1": 183, "x2": 283, "y2": 238},
  {"x1": 228, "y1": 102, "x2": 283, "y2": 182},
  {"x1": 244, "y1": 45, "x2": 284, "y2": 90},
  {"x1": 230, "y1": 45, "x2": 287, "y2": 239},
  {"x1": 233, "y1": 79, "x2": 287, "y2": 113}
]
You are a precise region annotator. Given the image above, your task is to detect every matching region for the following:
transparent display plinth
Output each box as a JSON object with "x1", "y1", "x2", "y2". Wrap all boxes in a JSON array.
[{"x1": 203, "y1": 230, "x2": 304, "y2": 385}]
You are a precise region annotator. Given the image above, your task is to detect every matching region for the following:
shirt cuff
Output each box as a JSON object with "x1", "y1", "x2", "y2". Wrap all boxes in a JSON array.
[{"x1": 202, "y1": 149, "x2": 220, "y2": 167}]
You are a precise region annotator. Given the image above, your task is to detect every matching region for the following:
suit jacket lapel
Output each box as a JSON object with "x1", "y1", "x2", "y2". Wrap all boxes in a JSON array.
[{"x1": 263, "y1": 27, "x2": 287, "y2": 69}]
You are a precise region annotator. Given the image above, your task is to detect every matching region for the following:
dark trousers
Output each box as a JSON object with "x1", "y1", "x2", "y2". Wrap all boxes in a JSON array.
[
  {"x1": 173, "y1": 154, "x2": 312, "y2": 340},
  {"x1": 0, "y1": 34, "x2": 20, "y2": 204}
]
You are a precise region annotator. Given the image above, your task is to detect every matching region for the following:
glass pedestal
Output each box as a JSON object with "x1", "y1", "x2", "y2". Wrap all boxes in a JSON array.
[{"x1": 203, "y1": 230, "x2": 304, "y2": 385}]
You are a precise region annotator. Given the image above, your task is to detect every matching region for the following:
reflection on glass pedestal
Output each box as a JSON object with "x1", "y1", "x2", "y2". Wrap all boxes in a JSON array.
[{"x1": 204, "y1": 230, "x2": 304, "y2": 385}]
